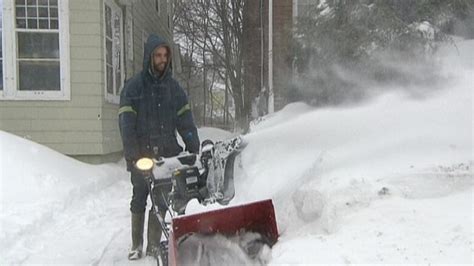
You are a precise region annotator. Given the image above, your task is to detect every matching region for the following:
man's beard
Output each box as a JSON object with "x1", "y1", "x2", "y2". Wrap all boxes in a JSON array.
[{"x1": 154, "y1": 62, "x2": 166, "y2": 74}]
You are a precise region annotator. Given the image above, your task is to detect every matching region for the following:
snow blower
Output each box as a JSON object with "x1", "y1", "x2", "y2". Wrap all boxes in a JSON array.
[{"x1": 135, "y1": 136, "x2": 279, "y2": 266}]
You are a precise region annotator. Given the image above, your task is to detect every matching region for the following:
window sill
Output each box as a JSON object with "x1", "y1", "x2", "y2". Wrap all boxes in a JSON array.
[
  {"x1": 0, "y1": 92, "x2": 71, "y2": 101},
  {"x1": 105, "y1": 94, "x2": 120, "y2": 105}
]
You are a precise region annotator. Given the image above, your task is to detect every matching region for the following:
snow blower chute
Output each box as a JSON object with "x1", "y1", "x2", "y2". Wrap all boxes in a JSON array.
[{"x1": 135, "y1": 136, "x2": 278, "y2": 265}]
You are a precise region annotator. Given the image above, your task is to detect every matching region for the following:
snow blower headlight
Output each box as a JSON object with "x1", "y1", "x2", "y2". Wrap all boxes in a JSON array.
[{"x1": 135, "y1": 157, "x2": 154, "y2": 172}]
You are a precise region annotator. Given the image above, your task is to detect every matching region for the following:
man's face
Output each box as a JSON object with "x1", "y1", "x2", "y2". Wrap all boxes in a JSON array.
[{"x1": 153, "y1": 46, "x2": 168, "y2": 73}]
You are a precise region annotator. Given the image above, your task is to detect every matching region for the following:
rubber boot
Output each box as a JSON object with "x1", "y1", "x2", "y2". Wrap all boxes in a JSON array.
[
  {"x1": 128, "y1": 212, "x2": 145, "y2": 260},
  {"x1": 146, "y1": 209, "x2": 165, "y2": 257}
]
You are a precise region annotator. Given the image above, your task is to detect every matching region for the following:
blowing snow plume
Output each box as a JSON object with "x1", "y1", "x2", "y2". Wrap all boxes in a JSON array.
[
  {"x1": 291, "y1": 52, "x2": 444, "y2": 107},
  {"x1": 233, "y1": 37, "x2": 473, "y2": 264},
  {"x1": 291, "y1": 36, "x2": 466, "y2": 107},
  {"x1": 291, "y1": 1, "x2": 474, "y2": 107}
]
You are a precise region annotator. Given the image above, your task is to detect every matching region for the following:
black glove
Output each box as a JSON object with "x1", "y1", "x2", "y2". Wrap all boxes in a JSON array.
[{"x1": 126, "y1": 159, "x2": 137, "y2": 172}]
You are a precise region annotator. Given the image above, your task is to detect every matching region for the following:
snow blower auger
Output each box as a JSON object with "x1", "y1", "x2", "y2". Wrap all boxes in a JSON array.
[{"x1": 135, "y1": 136, "x2": 279, "y2": 266}]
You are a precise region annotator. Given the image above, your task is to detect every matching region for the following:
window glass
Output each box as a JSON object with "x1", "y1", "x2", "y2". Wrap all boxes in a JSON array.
[
  {"x1": 113, "y1": 11, "x2": 122, "y2": 95},
  {"x1": 15, "y1": 0, "x2": 61, "y2": 91},
  {"x1": 105, "y1": 4, "x2": 113, "y2": 94},
  {"x1": 16, "y1": 0, "x2": 59, "y2": 30},
  {"x1": 19, "y1": 61, "x2": 60, "y2": 91},
  {"x1": 104, "y1": 0, "x2": 123, "y2": 101},
  {"x1": 17, "y1": 32, "x2": 59, "y2": 59}
]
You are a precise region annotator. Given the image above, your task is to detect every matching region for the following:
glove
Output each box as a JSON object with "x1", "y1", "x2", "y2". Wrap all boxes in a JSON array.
[{"x1": 126, "y1": 159, "x2": 136, "y2": 172}]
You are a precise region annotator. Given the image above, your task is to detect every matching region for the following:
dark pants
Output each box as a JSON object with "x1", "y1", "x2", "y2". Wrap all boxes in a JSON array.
[{"x1": 130, "y1": 168, "x2": 171, "y2": 214}]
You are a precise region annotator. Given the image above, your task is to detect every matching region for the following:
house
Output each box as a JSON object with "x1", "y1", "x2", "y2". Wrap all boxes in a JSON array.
[{"x1": 0, "y1": 0, "x2": 178, "y2": 163}]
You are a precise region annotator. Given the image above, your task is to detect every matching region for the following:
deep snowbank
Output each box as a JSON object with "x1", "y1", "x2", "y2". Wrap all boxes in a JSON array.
[{"x1": 0, "y1": 131, "x2": 128, "y2": 263}]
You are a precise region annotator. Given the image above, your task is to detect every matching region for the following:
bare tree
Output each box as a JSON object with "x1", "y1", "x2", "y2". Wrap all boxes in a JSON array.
[{"x1": 174, "y1": 0, "x2": 253, "y2": 131}]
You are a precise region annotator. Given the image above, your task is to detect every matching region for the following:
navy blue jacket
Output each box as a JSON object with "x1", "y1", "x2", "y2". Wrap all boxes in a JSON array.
[{"x1": 119, "y1": 35, "x2": 200, "y2": 169}]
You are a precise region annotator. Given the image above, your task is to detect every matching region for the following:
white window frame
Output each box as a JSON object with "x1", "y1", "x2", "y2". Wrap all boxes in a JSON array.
[
  {"x1": 142, "y1": 30, "x2": 149, "y2": 49},
  {"x1": 1, "y1": 0, "x2": 70, "y2": 101},
  {"x1": 155, "y1": 0, "x2": 160, "y2": 14},
  {"x1": 103, "y1": 0, "x2": 124, "y2": 105}
]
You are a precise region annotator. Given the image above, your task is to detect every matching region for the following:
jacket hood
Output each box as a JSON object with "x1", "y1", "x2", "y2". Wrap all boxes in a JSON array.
[{"x1": 143, "y1": 34, "x2": 172, "y2": 79}]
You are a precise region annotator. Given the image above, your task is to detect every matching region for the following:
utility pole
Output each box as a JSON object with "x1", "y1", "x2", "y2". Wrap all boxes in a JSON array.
[
  {"x1": 268, "y1": 0, "x2": 274, "y2": 114},
  {"x1": 260, "y1": 0, "x2": 264, "y2": 108}
]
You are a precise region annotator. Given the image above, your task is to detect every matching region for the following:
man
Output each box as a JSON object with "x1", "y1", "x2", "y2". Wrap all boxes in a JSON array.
[{"x1": 119, "y1": 34, "x2": 200, "y2": 260}]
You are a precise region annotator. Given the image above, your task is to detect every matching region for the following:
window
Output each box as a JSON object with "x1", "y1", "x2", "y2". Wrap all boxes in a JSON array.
[
  {"x1": 104, "y1": 0, "x2": 123, "y2": 104},
  {"x1": 1, "y1": 0, "x2": 70, "y2": 100}
]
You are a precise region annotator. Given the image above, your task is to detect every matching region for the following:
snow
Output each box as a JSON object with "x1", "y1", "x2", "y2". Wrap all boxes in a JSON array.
[
  {"x1": 178, "y1": 232, "x2": 272, "y2": 265},
  {"x1": 414, "y1": 21, "x2": 436, "y2": 40},
  {"x1": 1, "y1": 39, "x2": 473, "y2": 265},
  {"x1": 195, "y1": 126, "x2": 236, "y2": 142}
]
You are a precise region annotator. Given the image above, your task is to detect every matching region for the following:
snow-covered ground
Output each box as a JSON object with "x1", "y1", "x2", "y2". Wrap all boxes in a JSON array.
[{"x1": 1, "y1": 39, "x2": 472, "y2": 265}]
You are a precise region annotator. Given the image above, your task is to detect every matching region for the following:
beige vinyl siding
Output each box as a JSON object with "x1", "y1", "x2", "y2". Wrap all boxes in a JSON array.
[
  {"x1": 131, "y1": 0, "x2": 172, "y2": 75},
  {"x1": 0, "y1": 107, "x2": 101, "y2": 120},
  {"x1": 68, "y1": 0, "x2": 104, "y2": 155},
  {"x1": 0, "y1": 0, "x2": 104, "y2": 156},
  {"x1": 48, "y1": 142, "x2": 104, "y2": 154},
  {"x1": 12, "y1": 131, "x2": 103, "y2": 143},
  {"x1": 101, "y1": 103, "x2": 121, "y2": 154}
]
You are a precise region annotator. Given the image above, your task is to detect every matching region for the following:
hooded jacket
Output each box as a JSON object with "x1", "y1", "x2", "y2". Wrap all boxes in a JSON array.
[{"x1": 119, "y1": 34, "x2": 200, "y2": 169}]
